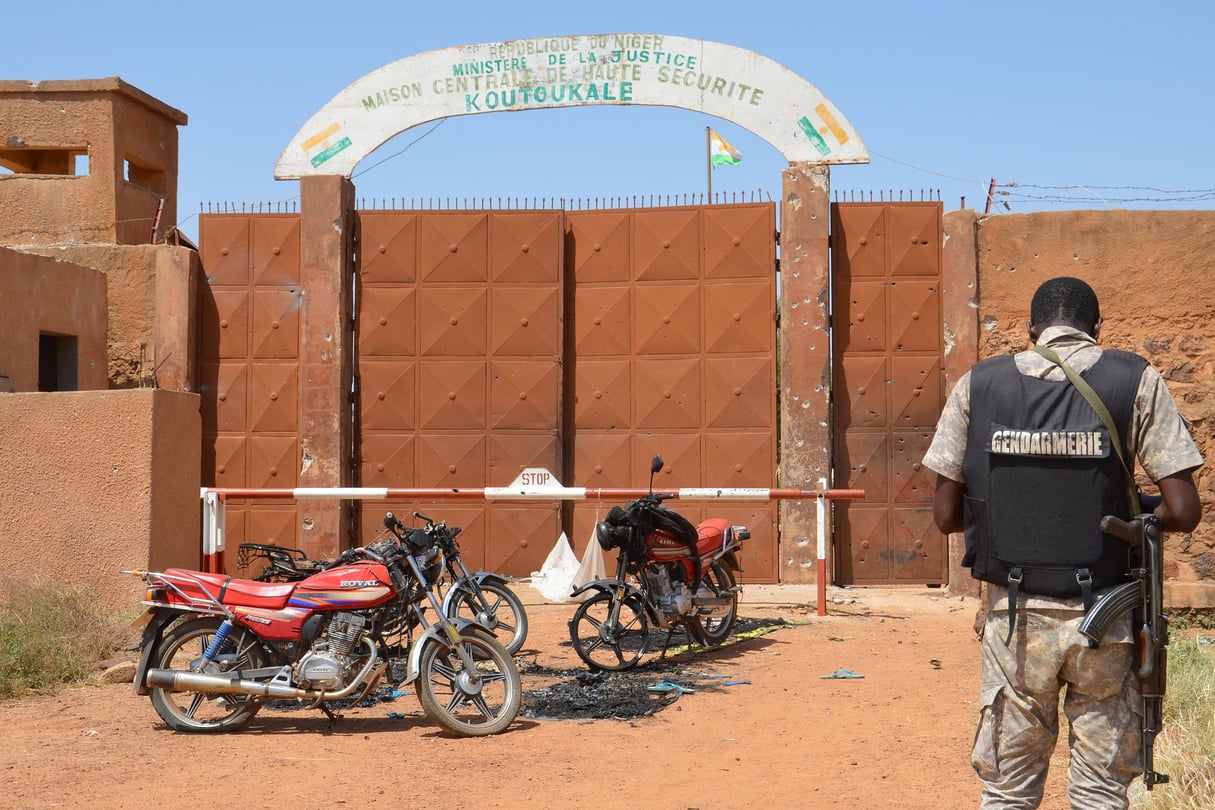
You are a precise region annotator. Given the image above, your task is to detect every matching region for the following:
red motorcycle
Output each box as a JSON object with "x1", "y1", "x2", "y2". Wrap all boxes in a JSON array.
[
  {"x1": 123, "y1": 512, "x2": 521, "y2": 736},
  {"x1": 568, "y1": 455, "x2": 751, "y2": 670}
]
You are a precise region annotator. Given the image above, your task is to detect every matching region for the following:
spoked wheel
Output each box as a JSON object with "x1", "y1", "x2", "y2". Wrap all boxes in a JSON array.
[
  {"x1": 149, "y1": 617, "x2": 269, "y2": 733},
  {"x1": 449, "y1": 581, "x2": 529, "y2": 655},
  {"x1": 416, "y1": 628, "x2": 521, "y2": 737},
  {"x1": 568, "y1": 590, "x2": 650, "y2": 671},
  {"x1": 688, "y1": 561, "x2": 739, "y2": 646}
]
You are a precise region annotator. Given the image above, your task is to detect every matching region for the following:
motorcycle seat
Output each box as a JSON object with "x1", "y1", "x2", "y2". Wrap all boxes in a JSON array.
[{"x1": 163, "y1": 568, "x2": 296, "y2": 609}]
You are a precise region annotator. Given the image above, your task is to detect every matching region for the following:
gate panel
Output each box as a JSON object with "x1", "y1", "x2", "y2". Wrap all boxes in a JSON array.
[
  {"x1": 568, "y1": 203, "x2": 778, "y2": 582},
  {"x1": 356, "y1": 210, "x2": 562, "y2": 576},
  {"x1": 832, "y1": 202, "x2": 946, "y2": 585},
  {"x1": 198, "y1": 213, "x2": 302, "y2": 555}
]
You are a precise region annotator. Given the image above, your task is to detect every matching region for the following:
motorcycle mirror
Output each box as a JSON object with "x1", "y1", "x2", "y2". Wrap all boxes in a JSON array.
[
  {"x1": 383, "y1": 512, "x2": 396, "y2": 529},
  {"x1": 649, "y1": 454, "x2": 664, "y2": 492}
]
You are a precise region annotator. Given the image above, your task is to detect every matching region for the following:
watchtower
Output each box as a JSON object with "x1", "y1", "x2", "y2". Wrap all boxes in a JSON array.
[{"x1": 0, "y1": 77, "x2": 187, "y2": 245}]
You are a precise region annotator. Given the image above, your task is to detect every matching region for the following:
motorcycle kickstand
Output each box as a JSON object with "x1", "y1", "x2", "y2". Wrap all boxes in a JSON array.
[
  {"x1": 657, "y1": 627, "x2": 677, "y2": 660},
  {"x1": 305, "y1": 693, "x2": 343, "y2": 722}
]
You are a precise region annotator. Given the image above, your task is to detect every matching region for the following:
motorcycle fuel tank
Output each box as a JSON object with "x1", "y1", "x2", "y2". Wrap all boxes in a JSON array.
[
  {"x1": 290, "y1": 562, "x2": 396, "y2": 610},
  {"x1": 231, "y1": 562, "x2": 396, "y2": 641}
]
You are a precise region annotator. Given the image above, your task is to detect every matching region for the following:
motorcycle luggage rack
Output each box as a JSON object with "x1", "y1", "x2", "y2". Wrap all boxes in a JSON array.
[
  {"x1": 237, "y1": 542, "x2": 324, "y2": 582},
  {"x1": 142, "y1": 570, "x2": 231, "y2": 616}
]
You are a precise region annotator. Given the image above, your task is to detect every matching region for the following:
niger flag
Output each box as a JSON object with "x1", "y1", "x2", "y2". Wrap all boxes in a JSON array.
[{"x1": 709, "y1": 130, "x2": 742, "y2": 166}]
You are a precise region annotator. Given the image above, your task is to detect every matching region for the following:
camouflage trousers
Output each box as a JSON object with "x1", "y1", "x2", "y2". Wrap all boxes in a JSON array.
[{"x1": 973, "y1": 608, "x2": 1142, "y2": 809}]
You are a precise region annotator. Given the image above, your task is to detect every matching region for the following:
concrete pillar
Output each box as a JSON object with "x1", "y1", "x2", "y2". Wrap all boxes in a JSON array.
[
  {"x1": 152, "y1": 246, "x2": 199, "y2": 392},
  {"x1": 778, "y1": 162, "x2": 832, "y2": 584},
  {"x1": 941, "y1": 209, "x2": 979, "y2": 596},
  {"x1": 297, "y1": 175, "x2": 355, "y2": 557}
]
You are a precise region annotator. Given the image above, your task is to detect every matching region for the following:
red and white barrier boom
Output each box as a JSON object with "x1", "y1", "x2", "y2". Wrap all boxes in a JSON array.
[{"x1": 201, "y1": 467, "x2": 863, "y2": 615}]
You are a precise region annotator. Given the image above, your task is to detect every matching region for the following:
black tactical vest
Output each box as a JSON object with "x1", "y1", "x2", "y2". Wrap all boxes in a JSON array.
[{"x1": 960, "y1": 349, "x2": 1147, "y2": 604}]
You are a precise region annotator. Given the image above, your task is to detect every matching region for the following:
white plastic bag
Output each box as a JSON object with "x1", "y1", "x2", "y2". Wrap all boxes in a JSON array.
[
  {"x1": 528, "y1": 532, "x2": 581, "y2": 602},
  {"x1": 571, "y1": 529, "x2": 607, "y2": 591}
]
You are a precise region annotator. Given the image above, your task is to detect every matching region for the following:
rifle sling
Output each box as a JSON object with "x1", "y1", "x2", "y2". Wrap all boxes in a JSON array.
[{"x1": 1033, "y1": 344, "x2": 1141, "y2": 514}]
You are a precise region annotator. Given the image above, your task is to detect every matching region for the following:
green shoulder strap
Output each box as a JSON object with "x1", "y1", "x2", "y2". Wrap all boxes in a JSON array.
[{"x1": 1033, "y1": 343, "x2": 1141, "y2": 515}]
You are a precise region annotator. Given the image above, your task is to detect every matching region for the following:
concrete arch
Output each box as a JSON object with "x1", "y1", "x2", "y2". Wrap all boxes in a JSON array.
[{"x1": 276, "y1": 33, "x2": 868, "y2": 178}]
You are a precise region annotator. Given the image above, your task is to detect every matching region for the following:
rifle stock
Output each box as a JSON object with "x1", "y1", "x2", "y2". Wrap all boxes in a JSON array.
[{"x1": 1080, "y1": 512, "x2": 1169, "y2": 789}]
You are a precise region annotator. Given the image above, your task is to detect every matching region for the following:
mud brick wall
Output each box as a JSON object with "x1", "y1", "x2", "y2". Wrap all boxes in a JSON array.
[{"x1": 974, "y1": 210, "x2": 1215, "y2": 605}]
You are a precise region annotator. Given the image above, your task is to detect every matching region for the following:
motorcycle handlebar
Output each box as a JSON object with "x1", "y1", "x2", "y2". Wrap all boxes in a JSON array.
[{"x1": 410, "y1": 510, "x2": 459, "y2": 538}]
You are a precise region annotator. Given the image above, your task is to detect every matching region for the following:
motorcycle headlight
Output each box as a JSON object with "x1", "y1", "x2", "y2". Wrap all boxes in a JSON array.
[
  {"x1": 416, "y1": 547, "x2": 444, "y2": 585},
  {"x1": 596, "y1": 520, "x2": 626, "y2": 550}
]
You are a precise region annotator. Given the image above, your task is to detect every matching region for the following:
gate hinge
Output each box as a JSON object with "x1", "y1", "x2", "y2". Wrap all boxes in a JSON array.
[{"x1": 774, "y1": 230, "x2": 780, "y2": 245}]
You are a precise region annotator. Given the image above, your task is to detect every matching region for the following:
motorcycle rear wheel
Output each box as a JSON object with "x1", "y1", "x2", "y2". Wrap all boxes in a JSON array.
[
  {"x1": 568, "y1": 590, "x2": 650, "y2": 671},
  {"x1": 416, "y1": 628, "x2": 521, "y2": 737},
  {"x1": 688, "y1": 561, "x2": 739, "y2": 646},
  {"x1": 149, "y1": 617, "x2": 269, "y2": 733},
  {"x1": 448, "y1": 581, "x2": 529, "y2": 655}
]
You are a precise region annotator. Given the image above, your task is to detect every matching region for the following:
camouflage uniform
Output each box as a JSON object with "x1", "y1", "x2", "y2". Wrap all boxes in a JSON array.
[{"x1": 923, "y1": 326, "x2": 1203, "y2": 810}]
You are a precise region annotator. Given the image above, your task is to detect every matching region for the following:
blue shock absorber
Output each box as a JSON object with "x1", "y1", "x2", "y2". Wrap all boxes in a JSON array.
[{"x1": 200, "y1": 620, "x2": 234, "y2": 663}]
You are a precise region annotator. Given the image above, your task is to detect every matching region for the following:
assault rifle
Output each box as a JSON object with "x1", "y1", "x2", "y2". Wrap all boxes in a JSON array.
[{"x1": 1078, "y1": 510, "x2": 1169, "y2": 789}]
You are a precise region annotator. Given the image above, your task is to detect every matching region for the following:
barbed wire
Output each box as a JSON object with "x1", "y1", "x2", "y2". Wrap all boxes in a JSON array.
[
  {"x1": 996, "y1": 184, "x2": 1215, "y2": 205},
  {"x1": 868, "y1": 150, "x2": 1215, "y2": 207}
]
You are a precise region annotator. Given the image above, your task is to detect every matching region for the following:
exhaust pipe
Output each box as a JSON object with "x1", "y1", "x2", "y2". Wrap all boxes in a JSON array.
[
  {"x1": 146, "y1": 639, "x2": 381, "y2": 700},
  {"x1": 146, "y1": 668, "x2": 333, "y2": 700},
  {"x1": 691, "y1": 594, "x2": 735, "y2": 617}
]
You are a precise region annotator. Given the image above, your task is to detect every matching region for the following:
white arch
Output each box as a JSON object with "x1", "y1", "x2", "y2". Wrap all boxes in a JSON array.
[{"x1": 276, "y1": 33, "x2": 867, "y2": 179}]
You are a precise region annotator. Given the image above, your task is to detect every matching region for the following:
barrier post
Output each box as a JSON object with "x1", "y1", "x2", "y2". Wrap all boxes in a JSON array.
[
  {"x1": 816, "y1": 478, "x2": 828, "y2": 616},
  {"x1": 201, "y1": 489, "x2": 225, "y2": 574}
]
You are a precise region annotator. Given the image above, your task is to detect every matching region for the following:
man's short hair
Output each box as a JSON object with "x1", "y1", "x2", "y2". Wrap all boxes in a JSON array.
[{"x1": 1030, "y1": 277, "x2": 1100, "y2": 331}]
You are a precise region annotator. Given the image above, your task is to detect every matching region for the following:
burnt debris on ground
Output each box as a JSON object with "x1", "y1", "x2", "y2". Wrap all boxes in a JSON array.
[
  {"x1": 264, "y1": 616, "x2": 791, "y2": 720},
  {"x1": 519, "y1": 616, "x2": 790, "y2": 721}
]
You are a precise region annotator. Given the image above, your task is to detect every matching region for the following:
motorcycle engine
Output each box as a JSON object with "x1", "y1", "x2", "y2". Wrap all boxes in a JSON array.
[
  {"x1": 644, "y1": 566, "x2": 692, "y2": 618},
  {"x1": 295, "y1": 612, "x2": 367, "y2": 690}
]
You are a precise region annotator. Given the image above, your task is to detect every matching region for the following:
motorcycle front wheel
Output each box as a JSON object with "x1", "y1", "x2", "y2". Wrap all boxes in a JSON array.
[
  {"x1": 689, "y1": 561, "x2": 739, "y2": 646},
  {"x1": 568, "y1": 590, "x2": 650, "y2": 671},
  {"x1": 416, "y1": 628, "x2": 521, "y2": 737},
  {"x1": 149, "y1": 617, "x2": 270, "y2": 733},
  {"x1": 448, "y1": 580, "x2": 529, "y2": 655}
]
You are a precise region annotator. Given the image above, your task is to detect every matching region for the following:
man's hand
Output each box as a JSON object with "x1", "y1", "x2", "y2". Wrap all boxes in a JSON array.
[{"x1": 933, "y1": 475, "x2": 967, "y2": 534}]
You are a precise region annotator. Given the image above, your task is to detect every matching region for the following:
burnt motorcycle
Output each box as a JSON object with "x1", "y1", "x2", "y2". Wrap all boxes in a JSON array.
[
  {"x1": 237, "y1": 511, "x2": 528, "y2": 655},
  {"x1": 568, "y1": 454, "x2": 751, "y2": 671},
  {"x1": 123, "y1": 511, "x2": 521, "y2": 736}
]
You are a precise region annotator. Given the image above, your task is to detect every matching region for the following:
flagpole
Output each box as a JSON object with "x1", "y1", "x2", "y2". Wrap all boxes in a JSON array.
[{"x1": 706, "y1": 127, "x2": 712, "y2": 201}]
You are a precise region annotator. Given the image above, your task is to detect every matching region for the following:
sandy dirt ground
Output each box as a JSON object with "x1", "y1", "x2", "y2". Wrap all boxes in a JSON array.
[{"x1": 0, "y1": 585, "x2": 1081, "y2": 809}]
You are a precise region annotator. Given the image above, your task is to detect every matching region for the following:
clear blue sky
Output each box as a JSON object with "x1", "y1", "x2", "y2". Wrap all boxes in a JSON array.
[{"x1": 6, "y1": 0, "x2": 1213, "y2": 242}]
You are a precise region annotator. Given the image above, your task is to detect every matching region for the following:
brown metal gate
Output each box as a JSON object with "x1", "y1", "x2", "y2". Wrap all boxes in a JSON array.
[
  {"x1": 198, "y1": 213, "x2": 304, "y2": 553},
  {"x1": 830, "y1": 201, "x2": 947, "y2": 585},
  {"x1": 198, "y1": 201, "x2": 778, "y2": 582}
]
